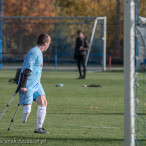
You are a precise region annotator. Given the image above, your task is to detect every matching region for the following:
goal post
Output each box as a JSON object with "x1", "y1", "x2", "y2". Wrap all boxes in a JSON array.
[
  {"x1": 124, "y1": 0, "x2": 135, "y2": 146},
  {"x1": 85, "y1": 18, "x2": 98, "y2": 67},
  {"x1": 85, "y1": 17, "x2": 106, "y2": 71}
]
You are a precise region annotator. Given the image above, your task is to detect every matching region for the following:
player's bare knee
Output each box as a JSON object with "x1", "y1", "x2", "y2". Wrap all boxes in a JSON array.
[
  {"x1": 36, "y1": 95, "x2": 47, "y2": 106},
  {"x1": 41, "y1": 99, "x2": 47, "y2": 106},
  {"x1": 43, "y1": 96, "x2": 47, "y2": 106},
  {"x1": 44, "y1": 100, "x2": 47, "y2": 107}
]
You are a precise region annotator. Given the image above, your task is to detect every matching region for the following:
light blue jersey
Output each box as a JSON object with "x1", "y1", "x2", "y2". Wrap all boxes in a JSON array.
[{"x1": 19, "y1": 46, "x2": 45, "y2": 105}]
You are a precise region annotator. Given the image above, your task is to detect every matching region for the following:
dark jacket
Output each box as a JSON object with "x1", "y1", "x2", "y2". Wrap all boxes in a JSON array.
[{"x1": 74, "y1": 37, "x2": 89, "y2": 60}]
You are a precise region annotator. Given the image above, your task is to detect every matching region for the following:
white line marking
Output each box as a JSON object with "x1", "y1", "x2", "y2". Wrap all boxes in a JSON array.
[{"x1": 84, "y1": 126, "x2": 119, "y2": 129}]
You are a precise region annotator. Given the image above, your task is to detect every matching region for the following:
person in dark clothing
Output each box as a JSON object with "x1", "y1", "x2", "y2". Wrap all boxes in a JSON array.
[{"x1": 74, "y1": 30, "x2": 89, "y2": 79}]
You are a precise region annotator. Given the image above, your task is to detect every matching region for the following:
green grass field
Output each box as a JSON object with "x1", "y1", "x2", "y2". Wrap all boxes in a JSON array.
[{"x1": 0, "y1": 70, "x2": 124, "y2": 146}]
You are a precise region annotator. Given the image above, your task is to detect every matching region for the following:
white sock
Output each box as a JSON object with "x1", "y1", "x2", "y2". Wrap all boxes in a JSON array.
[
  {"x1": 36, "y1": 105, "x2": 46, "y2": 130},
  {"x1": 22, "y1": 105, "x2": 31, "y2": 122}
]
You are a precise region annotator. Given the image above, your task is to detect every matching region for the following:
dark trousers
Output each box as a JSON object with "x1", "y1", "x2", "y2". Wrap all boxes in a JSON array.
[{"x1": 76, "y1": 55, "x2": 86, "y2": 78}]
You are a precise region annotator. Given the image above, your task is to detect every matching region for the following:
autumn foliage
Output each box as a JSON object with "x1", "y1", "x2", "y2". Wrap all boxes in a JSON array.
[
  {"x1": 3, "y1": 0, "x2": 57, "y2": 16},
  {"x1": 2, "y1": 0, "x2": 146, "y2": 57}
]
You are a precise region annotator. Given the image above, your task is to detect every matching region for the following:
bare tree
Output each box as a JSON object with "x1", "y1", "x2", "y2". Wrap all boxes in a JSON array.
[{"x1": 114, "y1": 0, "x2": 121, "y2": 55}]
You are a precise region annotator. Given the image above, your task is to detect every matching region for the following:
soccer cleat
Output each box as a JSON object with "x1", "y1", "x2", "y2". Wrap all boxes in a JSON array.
[
  {"x1": 34, "y1": 128, "x2": 50, "y2": 134},
  {"x1": 22, "y1": 112, "x2": 30, "y2": 123},
  {"x1": 81, "y1": 76, "x2": 86, "y2": 79},
  {"x1": 76, "y1": 76, "x2": 82, "y2": 79},
  {"x1": 81, "y1": 75, "x2": 86, "y2": 79}
]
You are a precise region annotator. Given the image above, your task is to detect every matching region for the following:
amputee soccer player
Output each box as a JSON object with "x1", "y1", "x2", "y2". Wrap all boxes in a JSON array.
[{"x1": 18, "y1": 33, "x2": 51, "y2": 134}]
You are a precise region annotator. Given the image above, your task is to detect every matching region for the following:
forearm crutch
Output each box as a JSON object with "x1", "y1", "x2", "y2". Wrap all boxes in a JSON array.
[
  {"x1": 8, "y1": 104, "x2": 20, "y2": 131},
  {"x1": 0, "y1": 89, "x2": 18, "y2": 119}
]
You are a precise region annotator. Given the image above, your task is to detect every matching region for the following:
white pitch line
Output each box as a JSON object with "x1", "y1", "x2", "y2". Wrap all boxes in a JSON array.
[{"x1": 84, "y1": 126, "x2": 119, "y2": 129}]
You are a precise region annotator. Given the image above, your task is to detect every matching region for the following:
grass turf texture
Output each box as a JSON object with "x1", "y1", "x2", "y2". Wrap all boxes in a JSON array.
[{"x1": 0, "y1": 70, "x2": 124, "y2": 146}]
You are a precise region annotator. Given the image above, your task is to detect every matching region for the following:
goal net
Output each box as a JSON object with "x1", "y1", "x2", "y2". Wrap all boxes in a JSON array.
[{"x1": 1, "y1": 16, "x2": 106, "y2": 71}]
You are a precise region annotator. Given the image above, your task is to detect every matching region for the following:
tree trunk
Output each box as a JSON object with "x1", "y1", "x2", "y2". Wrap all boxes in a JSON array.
[{"x1": 114, "y1": 0, "x2": 121, "y2": 55}]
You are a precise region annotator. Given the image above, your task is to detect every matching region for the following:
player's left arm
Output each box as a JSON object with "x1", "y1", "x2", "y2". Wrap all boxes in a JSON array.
[{"x1": 82, "y1": 38, "x2": 89, "y2": 51}]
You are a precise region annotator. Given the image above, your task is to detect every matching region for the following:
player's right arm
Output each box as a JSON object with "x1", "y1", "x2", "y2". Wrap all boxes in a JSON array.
[{"x1": 74, "y1": 38, "x2": 79, "y2": 59}]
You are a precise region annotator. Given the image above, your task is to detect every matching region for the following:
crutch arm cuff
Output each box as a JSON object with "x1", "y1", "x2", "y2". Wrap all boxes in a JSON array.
[{"x1": 20, "y1": 69, "x2": 31, "y2": 88}]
